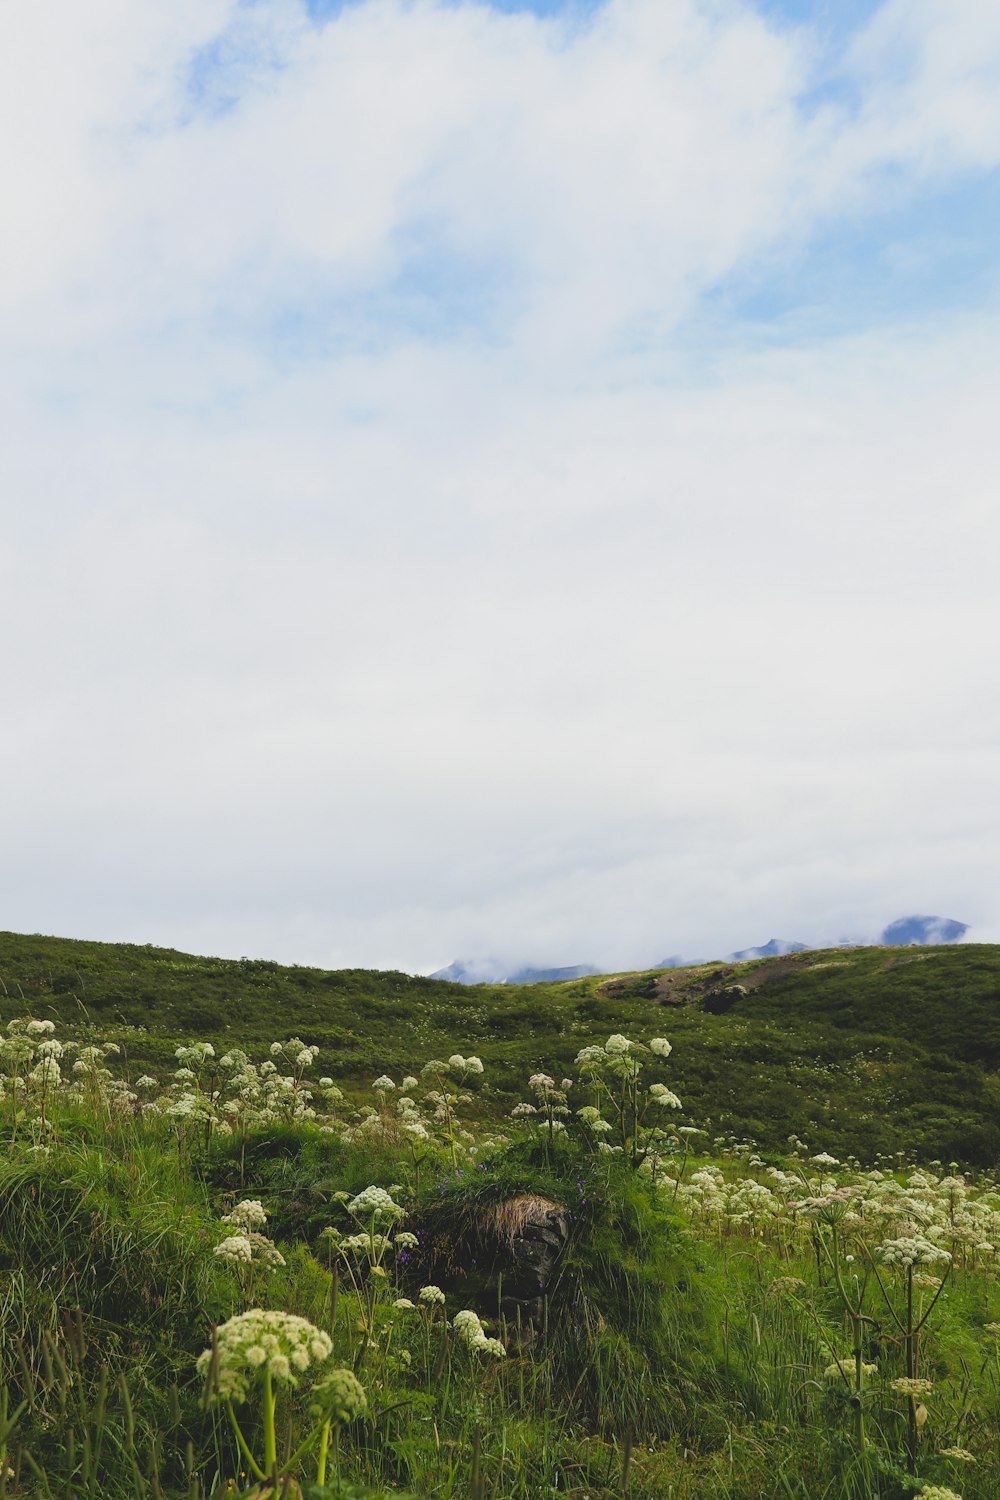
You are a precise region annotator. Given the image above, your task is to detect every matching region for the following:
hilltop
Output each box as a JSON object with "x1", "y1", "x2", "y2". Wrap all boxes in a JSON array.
[{"x1": 1, "y1": 929, "x2": 999, "y2": 1164}]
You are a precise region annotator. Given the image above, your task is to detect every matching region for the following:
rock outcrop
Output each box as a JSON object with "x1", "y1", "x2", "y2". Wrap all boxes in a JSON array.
[{"x1": 480, "y1": 1194, "x2": 571, "y2": 1327}]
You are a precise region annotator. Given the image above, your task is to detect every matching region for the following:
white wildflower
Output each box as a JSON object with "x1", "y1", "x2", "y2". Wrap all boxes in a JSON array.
[
  {"x1": 890, "y1": 1376, "x2": 935, "y2": 1397},
  {"x1": 879, "y1": 1237, "x2": 952, "y2": 1269},
  {"x1": 452, "y1": 1309, "x2": 484, "y2": 1341},
  {"x1": 197, "y1": 1311, "x2": 332, "y2": 1404},
  {"x1": 348, "y1": 1186, "x2": 404, "y2": 1222},
  {"x1": 30, "y1": 1057, "x2": 61, "y2": 1087},
  {"x1": 223, "y1": 1199, "x2": 268, "y2": 1231},
  {"x1": 824, "y1": 1358, "x2": 877, "y2": 1380},
  {"x1": 215, "y1": 1235, "x2": 254, "y2": 1265},
  {"x1": 340, "y1": 1233, "x2": 391, "y2": 1257},
  {"x1": 308, "y1": 1367, "x2": 367, "y2": 1424},
  {"x1": 471, "y1": 1334, "x2": 506, "y2": 1357}
]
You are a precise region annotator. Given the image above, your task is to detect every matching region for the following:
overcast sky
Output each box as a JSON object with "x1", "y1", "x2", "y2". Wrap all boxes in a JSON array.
[{"x1": 2, "y1": 0, "x2": 999, "y2": 974}]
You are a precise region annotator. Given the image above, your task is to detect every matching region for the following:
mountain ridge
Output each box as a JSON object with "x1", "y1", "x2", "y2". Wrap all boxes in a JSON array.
[{"x1": 434, "y1": 913, "x2": 971, "y2": 984}]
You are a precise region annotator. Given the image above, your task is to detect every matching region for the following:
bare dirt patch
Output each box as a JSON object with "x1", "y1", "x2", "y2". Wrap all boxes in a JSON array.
[{"x1": 597, "y1": 952, "x2": 817, "y2": 1010}]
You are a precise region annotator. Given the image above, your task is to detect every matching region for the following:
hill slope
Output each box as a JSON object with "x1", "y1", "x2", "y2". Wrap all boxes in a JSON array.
[{"x1": 1, "y1": 930, "x2": 999, "y2": 1165}]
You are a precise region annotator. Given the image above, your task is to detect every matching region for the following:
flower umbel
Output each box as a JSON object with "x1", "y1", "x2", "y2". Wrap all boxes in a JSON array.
[
  {"x1": 308, "y1": 1367, "x2": 367, "y2": 1424},
  {"x1": 197, "y1": 1310, "x2": 333, "y2": 1404}
]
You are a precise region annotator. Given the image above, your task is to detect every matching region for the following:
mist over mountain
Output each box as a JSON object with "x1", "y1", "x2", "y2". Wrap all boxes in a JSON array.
[
  {"x1": 429, "y1": 960, "x2": 602, "y2": 986},
  {"x1": 726, "y1": 938, "x2": 810, "y2": 962},
  {"x1": 428, "y1": 959, "x2": 507, "y2": 985},
  {"x1": 431, "y1": 915, "x2": 971, "y2": 984},
  {"x1": 880, "y1": 915, "x2": 968, "y2": 945}
]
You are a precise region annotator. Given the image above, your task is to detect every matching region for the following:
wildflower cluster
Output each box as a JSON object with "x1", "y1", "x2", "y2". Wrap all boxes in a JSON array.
[
  {"x1": 309, "y1": 1366, "x2": 367, "y2": 1423},
  {"x1": 452, "y1": 1309, "x2": 506, "y2": 1358},
  {"x1": 879, "y1": 1237, "x2": 952, "y2": 1269},
  {"x1": 339, "y1": 1055, "x2": 491, "y2": 1178},
  {"x1": 511, "y1": 1032, "x2": 684, "y2": 1167},
  {"x1": 214, "y1": 1200, "x2": 286, "y2": 1282},
  {"x1": 198, "y1": 1310, "x2": 333, "y2": 1404},
  {"x1": 347, "y1": 1185, "x2": 405, "y2": 1222},
  {"x1": 672, "y1": 1151, "x2": 1000, "y2": 1270},
  {"x1": 0, "y1": 1019, "x2": 133, "y2": 1143},
  {"x1": 825, "y1": 1357, "x2": 878, "y2": 1381}
]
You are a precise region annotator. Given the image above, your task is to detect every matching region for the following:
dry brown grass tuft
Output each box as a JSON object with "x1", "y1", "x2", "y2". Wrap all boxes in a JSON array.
[{"x1": 478, "y1": 1194, "x2": 562, "y2": 1246}]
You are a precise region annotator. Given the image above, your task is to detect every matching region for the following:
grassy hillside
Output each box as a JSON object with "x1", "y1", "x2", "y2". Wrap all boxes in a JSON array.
[
  {"x1": 2, "y1": 930, "x2": 999, "y2": 1164},
  {"x1": 3, "y1": 931, "x2": 1000, "y2": 1496}
]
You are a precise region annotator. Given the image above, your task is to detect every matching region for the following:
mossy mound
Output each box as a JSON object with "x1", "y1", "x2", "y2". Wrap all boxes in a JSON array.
[{"x1": 412, "y1": 1138, "x2": 724, "y2": 1438}]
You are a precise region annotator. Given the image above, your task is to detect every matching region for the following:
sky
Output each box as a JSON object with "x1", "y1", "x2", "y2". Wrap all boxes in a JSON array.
[{"x1": 2, "y1": 0, "x2": 1000, "y2": 974}]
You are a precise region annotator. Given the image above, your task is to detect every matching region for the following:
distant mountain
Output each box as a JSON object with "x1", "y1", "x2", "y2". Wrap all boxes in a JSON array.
[
  {"x1": 727, "y1": 922, "x2": 969, "y2": 961},
  {"x1": 880, "y1": 915, "x2": 968, "y2": 946},
  {"x1": 429, "y1": 958, "x2": 508, "y2": 985},
  {"x1": 432, "y1": 918, "x2": 970, "y2": 985},
  {"x1": 728, "y1": 938, "x2": 810, "y2": 962},
  {"x1": 429, "y1": 959, "x2": 602, "y2": 986}
]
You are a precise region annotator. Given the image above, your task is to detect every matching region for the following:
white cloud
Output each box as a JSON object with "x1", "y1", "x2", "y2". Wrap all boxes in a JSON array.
[
  {"x1": 1, "y1": 0, "x2": 999, "y2": 969},
  {"x1": 0, "y1": 1, "x2": 238, "y2": 308},
  {"x1": 848, "y1": 0, "x2": 1000, "y2": 173}
]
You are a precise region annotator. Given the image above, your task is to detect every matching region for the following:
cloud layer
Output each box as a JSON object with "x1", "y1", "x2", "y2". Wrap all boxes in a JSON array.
[{"x1": 2, "y1": 0, "x2": 999, "y2": 970}]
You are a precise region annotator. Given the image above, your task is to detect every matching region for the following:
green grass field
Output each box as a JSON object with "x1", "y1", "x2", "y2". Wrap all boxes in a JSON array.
[{"x1": 1, "y1": 930, "x2": 999, "y2": 1498}]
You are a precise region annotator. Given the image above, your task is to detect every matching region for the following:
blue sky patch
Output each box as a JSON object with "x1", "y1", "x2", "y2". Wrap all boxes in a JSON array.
[{"x1": 687, "y1": 169, "x2": 1000, "y2": 360}]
